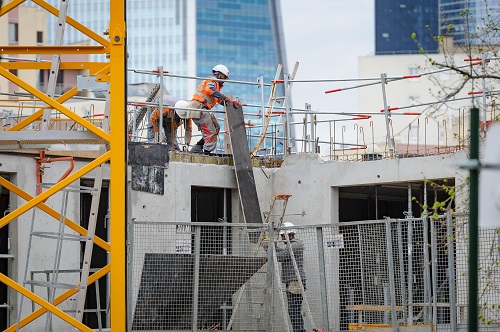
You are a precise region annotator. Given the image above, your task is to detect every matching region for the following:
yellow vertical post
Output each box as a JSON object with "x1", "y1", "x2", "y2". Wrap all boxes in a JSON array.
[{"x1": 109, "y1": 0, "x2": 127, "y2": 330}]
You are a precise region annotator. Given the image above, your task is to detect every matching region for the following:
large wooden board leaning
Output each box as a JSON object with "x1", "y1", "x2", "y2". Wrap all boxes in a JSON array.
[{"x1": 225, "y1": 103, "x2": 263, "y2": 241}]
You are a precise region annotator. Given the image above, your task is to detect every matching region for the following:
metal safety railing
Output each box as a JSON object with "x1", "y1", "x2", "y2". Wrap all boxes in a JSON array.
[
  {"x1": 123, "y1": 61, "x2": 499, "y2": 164},
  {"x1": 3, "y1": 58, "x2": 499, "y2": 164}
]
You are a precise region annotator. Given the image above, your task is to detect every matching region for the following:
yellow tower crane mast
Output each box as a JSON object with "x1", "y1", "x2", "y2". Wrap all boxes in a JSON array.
[{"x1": 0, "y1": 0, "x2": 127, "y2": 330}]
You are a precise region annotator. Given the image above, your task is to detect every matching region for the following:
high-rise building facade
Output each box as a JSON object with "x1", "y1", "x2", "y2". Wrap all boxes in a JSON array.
[
  {"x1": 375, "y1": 0, "x2": 439, "y2": 54},
  {"x1": 45, "y1": 0, "x2": 285, "y2": 108},
  {"x1": 375, "y1": 0, "x2": 500, "y2": 54},
  {"x1": 439, "y1": 0, "x2": 500, "y2": 45}
]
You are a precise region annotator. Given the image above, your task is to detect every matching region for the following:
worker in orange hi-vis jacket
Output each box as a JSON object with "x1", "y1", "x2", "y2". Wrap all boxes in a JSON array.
[
  {"x1": 187, "y1": 64, "x2": 240, "y2": 155},
  {"x1": 150, "y1": 95, "x2": 192, "y2": 151}
]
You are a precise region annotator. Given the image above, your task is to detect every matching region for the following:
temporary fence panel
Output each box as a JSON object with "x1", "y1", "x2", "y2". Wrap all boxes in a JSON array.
[{"x1": 128, "y1": 217, "x2": 500, "y2": 332}]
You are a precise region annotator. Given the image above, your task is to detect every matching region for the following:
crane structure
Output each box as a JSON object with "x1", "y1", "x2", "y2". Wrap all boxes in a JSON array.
[{"x1": 0, "y1": 0, "x2": 126, "y2": 330}]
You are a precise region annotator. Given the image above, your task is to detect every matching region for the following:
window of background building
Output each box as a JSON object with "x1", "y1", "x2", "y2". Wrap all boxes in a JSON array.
[
  {"x1": 8, "y1": 23, "x2": 18, "y2": 43},
  {"x1": 39, "y1": 70, "x2": 46, "y2": 85},
  {"x1": 37, "y1": 31, "x2": 43, "y2": 44},
  {"x1": 408, "y1": 66, "x2": 420, "y2": 81},
  {"x1": 57, "y1": 70, "x2": 64, "y2": 84}
]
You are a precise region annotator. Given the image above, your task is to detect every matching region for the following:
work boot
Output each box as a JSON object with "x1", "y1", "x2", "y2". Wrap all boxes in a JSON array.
[{"x1": 190, "y1": 144, "x2": 204, "y2": 154}]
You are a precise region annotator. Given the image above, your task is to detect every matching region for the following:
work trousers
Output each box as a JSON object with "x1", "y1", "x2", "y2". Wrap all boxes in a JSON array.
[
  {"x1": 286, "y1": 291, "x2": 305, "y2": 332},
  {"x1": 192, "y1": 110, "x2": 220, "y2": 152},
  {"x1": 162, "y1": 125, "x2": 179, "y2": 151},
  {"x1": 146, "y1": 109, "x2": 179, "y2": 150}
]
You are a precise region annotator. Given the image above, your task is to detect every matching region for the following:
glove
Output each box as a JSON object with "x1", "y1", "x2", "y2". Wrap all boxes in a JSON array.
[{"x1": 232, "y1": 100, "x2": 240, "y2": 107}]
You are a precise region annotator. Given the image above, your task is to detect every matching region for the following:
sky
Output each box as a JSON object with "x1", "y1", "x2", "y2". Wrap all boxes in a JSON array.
[{"x1": 279, "y1": 0, "x2": 375, "y2": 118}]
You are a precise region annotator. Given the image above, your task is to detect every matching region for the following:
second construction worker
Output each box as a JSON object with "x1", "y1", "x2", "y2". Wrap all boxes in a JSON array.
[
  {"x1": 150, "y1": 95, "x2": 192, "y2": 151},
  {"x1": 276, "y1": 222, "x2": 306, "y2": 332},
  {"x1": 188, "y1": 64, "x2": 239, "y2": 154}
]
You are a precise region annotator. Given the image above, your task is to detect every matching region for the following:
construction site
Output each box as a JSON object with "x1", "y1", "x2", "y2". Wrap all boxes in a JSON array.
[{"x1": 1, "y1": 0, "x2": 500, "y2": 332}]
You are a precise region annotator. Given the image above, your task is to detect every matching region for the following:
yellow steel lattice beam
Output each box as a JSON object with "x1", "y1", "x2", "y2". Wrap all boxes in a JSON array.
[
  {"x1": 0, "y1": 67, "x2": 111, "y2": 142},
  {"x1": 0, "y1": 176, "x2": 111, "y2": 252},
  {"x1": 0, "y1": 274, "x2": 94, "y2": 331},
  {"x1": 3, "y1": 265, "x2": 110, "y2": 332},
  {"x1": 109, "y1": 0, "x2": 127, "y2": 329},
  {"x1": 0, "y1": 0, "x2": 127, "y2": 329},
  {"x1": 0, "y1": 61, "x2": 110, "y2": 73},
  {"x1": 0, "y1": 0, "x2": 26, "y2": 17},
  {"x1": 0, "y1": 45, "x2": 107, "y2": 54}
]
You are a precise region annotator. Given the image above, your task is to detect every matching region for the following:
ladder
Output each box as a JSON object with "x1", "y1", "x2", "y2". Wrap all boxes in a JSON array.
[
  {"x1": 73, "y1": 92, "x2": 111, "y2": 325},
  {"x1": 227, "y1": 194, "x2": 293, "y2": 331},
  {"x1": 17, "y1": 184, "x2": 97, "y2": 331},
  {"x1": 241, "y1": 194, "x2": 317, "y2": 331},
  {"x1": 250, "y1": 62, "x2": 299, "y2": 159},
  {"x1": 0, "y1": 207, "x2": 13, "y2": 328},
  {"x1": 255, "y1": 194, "x2": 292, "y2": 250}
]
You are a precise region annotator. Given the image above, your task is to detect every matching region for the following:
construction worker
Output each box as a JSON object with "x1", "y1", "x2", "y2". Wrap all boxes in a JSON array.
[
  {"x1": 188, "y1": 64, "x2": 239, "y2": 154},
  {"x1": 276, "y1": 222, "x2": 306, "y2": 332},
  {"x1": 150, "y1": 95, "x2": 192, "y2": 151}
]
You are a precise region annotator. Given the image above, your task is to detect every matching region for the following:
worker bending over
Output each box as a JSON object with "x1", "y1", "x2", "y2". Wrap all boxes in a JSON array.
[
  {"x1": 150, "y1": 95, "x2": 192, "y2": 151},
  {"x1": 188, "y1": 64, "x2": 239, "y2": 154}
]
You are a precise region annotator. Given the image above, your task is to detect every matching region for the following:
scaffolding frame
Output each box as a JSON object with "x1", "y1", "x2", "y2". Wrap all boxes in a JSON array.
[{"x1": 0, "y1": 0, "x2": 126, "y2": 330}]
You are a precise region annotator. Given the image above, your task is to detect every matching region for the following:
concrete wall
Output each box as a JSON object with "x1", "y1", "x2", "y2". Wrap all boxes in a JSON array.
[
  {"x1": 0, "y1": 149, "x2": 468, "y2": 330},
  {"x1": 127, "y1": 151, "x2": 468, "y2": 331}
]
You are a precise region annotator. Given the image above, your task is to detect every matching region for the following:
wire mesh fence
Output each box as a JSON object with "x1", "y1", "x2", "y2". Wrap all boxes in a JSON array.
[{"x1": 128, "y1": 216, "x2": 500, "y2": 332}]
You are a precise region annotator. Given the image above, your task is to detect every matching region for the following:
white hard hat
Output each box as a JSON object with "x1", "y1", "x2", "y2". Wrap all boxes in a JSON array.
[
  {"x1": 174, "y1": 99, "x2": 192, "y2": 119},
  {"x1": 279, "y1": 222, "x2": 296, "y2": 235},
  {"x1": 212, "y1": 64, "x2": 229, "y2": 78}
]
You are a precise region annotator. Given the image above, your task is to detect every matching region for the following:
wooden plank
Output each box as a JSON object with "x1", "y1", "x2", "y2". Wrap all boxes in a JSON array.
[{"x1": 225, "y1": 103, "x2": 263, "y2": 238}]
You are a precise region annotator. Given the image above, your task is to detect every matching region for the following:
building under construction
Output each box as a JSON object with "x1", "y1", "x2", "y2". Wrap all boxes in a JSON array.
[{"x1": 1, "y1": 1, "x2": 500, "y2": 332}]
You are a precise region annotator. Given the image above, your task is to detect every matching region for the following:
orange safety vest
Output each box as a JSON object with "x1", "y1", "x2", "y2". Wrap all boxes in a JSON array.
[{"x1": 192, "y1": 76, "x2": 223, "y2": 110}]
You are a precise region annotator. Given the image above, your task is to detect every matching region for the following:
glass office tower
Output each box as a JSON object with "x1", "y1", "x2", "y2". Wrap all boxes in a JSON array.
[
  {"x1": 375, "y1": 0, "x2": 500, "y2": 52},
  {"x1": 439, "y1": 0, "x2": 500, "y2": 45},
  {"x1": 45, "y1": 0, "x2": 284, "y2": 110},
  {"x1": 375, "y1": 0, "x2": 439, "y2": 54}
]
